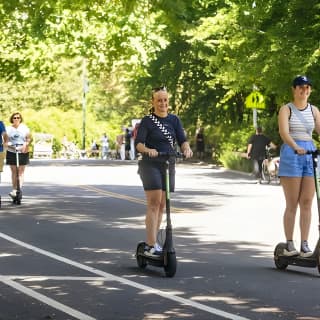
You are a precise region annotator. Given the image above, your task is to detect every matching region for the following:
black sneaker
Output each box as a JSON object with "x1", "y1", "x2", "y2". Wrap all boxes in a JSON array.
[
  {"x1": 300, "y1": 241, "x2": 313, "y2": 258},
  {"x1": 283, "y1": 241, "x2": 299, "y2": 256},
  {"x1": 144, "y1": 245, "x2": 162, "y2": 257}
]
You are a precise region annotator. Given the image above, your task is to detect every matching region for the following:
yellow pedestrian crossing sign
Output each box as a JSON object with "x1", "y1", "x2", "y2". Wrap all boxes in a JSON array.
[{"x1": 245, "y1": 91, "x2": 265, "y2": 109}]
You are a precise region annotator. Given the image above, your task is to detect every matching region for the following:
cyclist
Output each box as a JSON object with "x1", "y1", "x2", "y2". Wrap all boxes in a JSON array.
[{"x1": 247, "y1": 126, "x2": 276, "y2": 182}]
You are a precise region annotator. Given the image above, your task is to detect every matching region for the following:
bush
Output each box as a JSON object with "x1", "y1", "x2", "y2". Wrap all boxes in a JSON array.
[{"x1": 220, "y1": 150, "x2": 252, "y2": 173}]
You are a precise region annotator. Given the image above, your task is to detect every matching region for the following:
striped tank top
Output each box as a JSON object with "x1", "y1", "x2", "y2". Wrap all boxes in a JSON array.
[{"x1": 288, "y1": 103, "x2": 314, "y2": 141}]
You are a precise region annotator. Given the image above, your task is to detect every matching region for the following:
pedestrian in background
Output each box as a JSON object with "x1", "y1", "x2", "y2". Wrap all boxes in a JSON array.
[
  {"x1": 116, "y1": 133, "x2": 125, "y2": 160},
  {"x1": 278, "y1": 75, "x2": 320, "y2": 257},
  {"x1": 247, "y1": 126, "x2": 276, "y2": 182},
  {"x1": 101, "y1": 133, "x2": 109, "y2": 160},
  {"x1": 195, "y1": 127, "x2": 205, "y2": 161},
  {"x1": 90, "y1": 140, "x2": 99, "y2": 158},
  {"x1": 125, "y1": 128, "x2": 131, "y2": 160}
]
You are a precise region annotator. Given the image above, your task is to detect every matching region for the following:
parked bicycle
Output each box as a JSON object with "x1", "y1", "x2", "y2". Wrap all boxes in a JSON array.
[{"x1": 261, "y1": 146, "x2": 280, "y2": 184}]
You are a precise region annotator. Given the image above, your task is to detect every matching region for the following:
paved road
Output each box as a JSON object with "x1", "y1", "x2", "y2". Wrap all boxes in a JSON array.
[{"x1": 0, "y1": 159, "x2": 319, "y2": 320}]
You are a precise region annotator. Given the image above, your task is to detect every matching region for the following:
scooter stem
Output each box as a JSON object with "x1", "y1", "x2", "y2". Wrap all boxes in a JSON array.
[
  {"x1": 164, "y1": 160, "x2": 174, "y2": 252},
  {"x1": 311, "y1": 151, "x2": 320, "y2": 234}
]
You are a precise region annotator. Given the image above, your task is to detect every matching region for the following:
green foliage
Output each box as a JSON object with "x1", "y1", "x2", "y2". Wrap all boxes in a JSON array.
[
  {"x1": 3, "y1": 106, "x2": 126, "y2": 153},
  {"x1": 1, "y1": 0, "x2": 320, "y2": 167},
  {"x1": 220, "y1": 150, "x2": 252, "y2": 173}
]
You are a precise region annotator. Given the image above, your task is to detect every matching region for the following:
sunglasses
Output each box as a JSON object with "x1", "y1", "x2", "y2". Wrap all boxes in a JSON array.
[
  {"x1": 152, "y1": 86, "x2": 167, "y2": 92},
  {"x1": 13, "y1": 117, "x2": 21, "y2": 119}
]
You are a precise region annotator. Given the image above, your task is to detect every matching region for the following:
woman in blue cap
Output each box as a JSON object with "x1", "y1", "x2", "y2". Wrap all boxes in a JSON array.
[{"x1": 278, "y1": 75, "x2": 320, "y2": 257}]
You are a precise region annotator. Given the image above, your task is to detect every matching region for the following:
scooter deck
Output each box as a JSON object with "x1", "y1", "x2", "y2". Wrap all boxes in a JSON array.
[
  {"x1": 136, "y1": 242, "x2": 165, "y2": 267},
  {"x1": 276, "y1": 254, "x2": 318, "y2": 268},
  {"x1": 275, "y1": 242, "x2": 319, "y2": 269},
  {"x1": 140, "y1": 254, "x2": 164, "y2": 267}
]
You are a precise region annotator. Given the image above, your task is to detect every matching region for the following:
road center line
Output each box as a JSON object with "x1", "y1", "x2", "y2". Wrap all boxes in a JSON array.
[
  {"x1": 0, "y1": 231, "x2": 250, "y2": 320},
  {"x1": 79, "y1": 185, "x2": 189, "y2": 213}
]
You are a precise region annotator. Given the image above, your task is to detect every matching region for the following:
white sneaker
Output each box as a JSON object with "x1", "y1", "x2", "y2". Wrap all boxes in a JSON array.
[
  {"x1": 283, "y1": 248, "x2": 299, "y2": 256},
  {"x1": 144, "y1": 245, "x2": 162, "y2": 257},
  {"x1": 283, "y1": 241, "x2": 299, "y2": 256},
  {"x1": 9, "y1": 190, "x2": 17, "y2": 199},
  {"x1": 154, "y1": 243, "x2": 163, "y2": 252},
  {"x1": 300, "y1": 241, "x2": 313, "y2": 258}
]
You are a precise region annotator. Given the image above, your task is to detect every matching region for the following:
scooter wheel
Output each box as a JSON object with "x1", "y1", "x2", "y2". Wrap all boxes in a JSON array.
[
  {"x1": 13, "y1": 198, "x2": 21, "y2": 205},
  {"x1": 16, "y1": 192, "x2": 22, "y2": 205},
  {"x1": 317, "y1": 256, "x2": 320, "y2": 274},
  {"x1": 136, "y1": 242, "x2": 147, "y2": 269},
  {"x1": 274, "y1": 243, "x2": 288, "y2": 270},
  {"x1": 164, "y1": 252, "x2": 177, "y2": 277}
]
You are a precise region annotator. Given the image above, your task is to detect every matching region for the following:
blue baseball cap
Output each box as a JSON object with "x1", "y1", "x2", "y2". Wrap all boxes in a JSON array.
[{"x1": 292, "y1": 75, "x2": 312, "y2": 87}]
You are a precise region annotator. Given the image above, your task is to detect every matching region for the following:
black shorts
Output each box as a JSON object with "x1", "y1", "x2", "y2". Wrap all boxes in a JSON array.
[
  {"x1": 138, "y1": 160, "x2": 175, "y2": 191},
  {"x1": 6, "y1": 151, "x2": 30, "y2": 166}
]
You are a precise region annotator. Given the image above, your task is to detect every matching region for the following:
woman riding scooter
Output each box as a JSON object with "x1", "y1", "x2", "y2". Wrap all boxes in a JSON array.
[
  {"x1": 6, "y1": 112, "x2": 32, "y2": 200},
  {"x1": 135, "y1": 86, "x2": 192, "y2": 257}
]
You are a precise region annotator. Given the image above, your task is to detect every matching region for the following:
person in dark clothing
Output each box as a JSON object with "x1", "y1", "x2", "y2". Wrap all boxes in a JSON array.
[
  {"x1": 195, "y1": 128, "x2": 205, "y2": 160},
  {"x1": 125, "y1": 128, "x2": 131, "y2": 160},
  {"x1": 247, "y1": 127, "x2": 276, "y2": 180}
]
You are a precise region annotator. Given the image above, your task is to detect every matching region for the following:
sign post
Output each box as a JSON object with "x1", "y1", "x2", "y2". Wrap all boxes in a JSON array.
[
  {"x1": 245, "y1": 91, "x2": 265, "y2": 128},
  {"x1": 82, "y1": 59, "x2": 89, "y2": 151}
]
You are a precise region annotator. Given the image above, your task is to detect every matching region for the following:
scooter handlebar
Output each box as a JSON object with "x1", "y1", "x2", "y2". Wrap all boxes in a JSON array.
[
  {"x1": 306, "y1": 150, "x2": 320, "y2": 155},
  {"x1": 157, "y1": 151, "x2": 185, "y2": 158},
  {"x1": 141, "y1": 151, "x2": 185, "y2": 159},
  {"x1": 295, "y1": 150, "x2": 320, "y2": 156},
  {"x1": 7, "y1": 143, "x2": 23, "y2": 152}
]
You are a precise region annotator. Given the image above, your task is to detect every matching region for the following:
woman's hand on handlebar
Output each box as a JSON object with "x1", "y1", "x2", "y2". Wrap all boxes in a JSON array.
[
  {"x1": 145, "y1": 148, "x2": 158, "y2": 158},
  {"x1": 183, "y1": 148, "x2": 193, "y2": 159},
  {"x1": 181, "y1": 142, "x2": 193, "y2": 159},
  {"x1": 295, "y1": 146, "x2": 306, "y2": 155}
]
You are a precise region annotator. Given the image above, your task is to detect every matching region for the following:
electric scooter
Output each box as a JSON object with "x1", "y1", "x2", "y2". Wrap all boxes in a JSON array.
[
  {"x1": 136, "y1": 151, "x2": 181, "y2": 277},
  {"x1": 9, "y1": 145, "x2": 22, "y2": 205},
  {"x1": 274, "y1": 150, "x2": 320, "y2": 272}
]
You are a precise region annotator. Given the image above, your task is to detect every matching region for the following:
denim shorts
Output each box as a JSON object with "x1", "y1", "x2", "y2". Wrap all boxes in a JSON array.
[
  {"x1": 278, "y1": 140, "x2": 315, "y2": 177},
  {"x1": 138, "y1": 160, "x2": 175, "y2": 191}
]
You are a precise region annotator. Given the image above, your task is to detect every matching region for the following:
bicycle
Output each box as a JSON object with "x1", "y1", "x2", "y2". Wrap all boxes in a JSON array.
[{"x1": 261, "y1": 146, "x2": 280, "y2": 184}]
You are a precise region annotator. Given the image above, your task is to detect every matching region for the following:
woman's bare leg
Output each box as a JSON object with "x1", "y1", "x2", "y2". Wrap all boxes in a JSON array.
[
  {"x1": 280, "y1": 177, "x2": 301, "y2": 240},
  {"x1": 145, "y1": 189, "x2": 163, "y2": 246}
]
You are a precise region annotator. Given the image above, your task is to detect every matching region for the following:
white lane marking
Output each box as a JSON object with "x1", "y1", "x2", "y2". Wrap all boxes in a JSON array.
[
  {"x1": 2, "y1": 278, "x2": 96, "y2": 320},
  {"x1": 0, "y1": 275, "x2": 106, "y2": 282},
  {"x1": 0, "y1": 276, "x2": 108, "y2": 281},
  {"x1": 0, "y1": 231, "x2": 250, "y2": 320}
]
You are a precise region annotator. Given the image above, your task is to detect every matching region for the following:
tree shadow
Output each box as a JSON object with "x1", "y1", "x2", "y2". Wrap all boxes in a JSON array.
[{"x1": 0, "y1": 180, "x2": 318, "y2": 320}]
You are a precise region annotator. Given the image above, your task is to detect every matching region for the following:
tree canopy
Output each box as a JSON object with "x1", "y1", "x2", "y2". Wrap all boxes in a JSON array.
[{"x1": 1, "y1": 0, "x2": 320, "y2": 156}]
